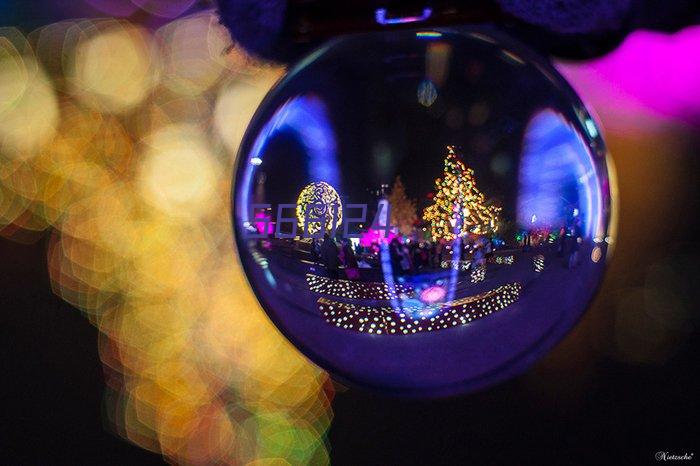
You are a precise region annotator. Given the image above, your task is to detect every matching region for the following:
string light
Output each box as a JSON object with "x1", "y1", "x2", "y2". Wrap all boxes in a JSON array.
[
  {"x1": 423, "y1": 146, "x2": 501, "y2": 241},
  {"x1": 306, "y1": 274, "x2": 413, "y2": 300},
  {"x1": 470, "y1": 264, "x2": 486, "y2": 283},
  {"x1": 319, "y1": 282, "x2": 522, "y2": 335},
  {"x1": 492, "y1": 255, "x2": 515, "y2": 265},
  {"x1": 440, "y1": 259, "x2": 471, "y2": 270},
  {"x1": 534, "y1": 254, "x2": 545, "y2": 272}
]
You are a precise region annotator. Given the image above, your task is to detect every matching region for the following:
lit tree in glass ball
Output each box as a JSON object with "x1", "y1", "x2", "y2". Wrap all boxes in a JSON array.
[{"x1": 423, "y1": 146, "x2": 501, "y2": 241}]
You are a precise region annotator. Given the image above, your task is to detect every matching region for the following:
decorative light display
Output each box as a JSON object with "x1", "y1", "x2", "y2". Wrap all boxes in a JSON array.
[
  {"x1": 319, "y1": 283, "x2": 522, "y2": 335},
  {"x1": 470, "y1": 264, "x2": 486, "y2": 283},
  {"x1": 441, "y1": 260, "x2": 472, "y2": 270},
  {"x1": 233, "y1": 29, "x2": 613, "y2": 396},
  {"x1": 296, "y1": 181, "x2": 343, "y2": 235},
  {"x1": 306, "y1": 274, "x2": 413, "y2": 300},
  {"x1": 423, "y1": 146, "x2": 501, "y2": 241},
  {"x1": 533, "y1": 254, "x2": 546, "y2": 272},
  {"x1": 492, "y1": 255, "x2": 515, "y2": 265}
]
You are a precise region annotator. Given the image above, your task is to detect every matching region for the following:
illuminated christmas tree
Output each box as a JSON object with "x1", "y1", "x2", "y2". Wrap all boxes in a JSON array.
[
  {"x1": 387, "y1": 176, "x2": 418, "y2": 236},
  {"x1": 423, "y1": 146, "x2": 501, "y2": 241}
]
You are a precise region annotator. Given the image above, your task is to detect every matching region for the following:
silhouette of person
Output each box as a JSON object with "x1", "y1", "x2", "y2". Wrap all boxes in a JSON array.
[
  {"x1": 568, "y1": 219, "x2": 583, "y2": 269},
  {"x1": 320, "y1": 233, "x2": 340, "y2": 279},
  {"x1": 341, "y1": 239, "x2": 359, "y2": 280},
  {"x1": 389, "y1": 237, "x2": 403, "y2": 277}
]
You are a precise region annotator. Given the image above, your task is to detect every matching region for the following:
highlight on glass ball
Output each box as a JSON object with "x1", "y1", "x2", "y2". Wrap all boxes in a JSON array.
[{"x1": 232, "y1": 28, "x2": 614, "y2": 397}]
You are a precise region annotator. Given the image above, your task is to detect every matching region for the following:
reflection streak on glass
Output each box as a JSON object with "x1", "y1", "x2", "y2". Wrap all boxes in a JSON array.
[
  {"x1": 239, "y1": 95, "x2": 340, "y2": 225},
  {"x1": 517, "y1": 109, "x2": 604, "y2": 238}
]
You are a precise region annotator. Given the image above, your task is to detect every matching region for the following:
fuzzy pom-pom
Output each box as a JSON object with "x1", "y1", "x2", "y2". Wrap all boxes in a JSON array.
[
  {"x1": 496, "y1": 0, "x2": 632, "y2": 34},
  {"x1": 218, "y1": 0, "x2": 288, "y2": 61},
  {"x1": 217, "y1": 0, "x2": 634, "y2": 61}
]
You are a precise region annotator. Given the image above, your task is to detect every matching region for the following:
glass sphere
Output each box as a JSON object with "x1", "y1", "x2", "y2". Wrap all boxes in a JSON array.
[{"x1": 232, "y1": 28, "x2": 614, "y2": 397}]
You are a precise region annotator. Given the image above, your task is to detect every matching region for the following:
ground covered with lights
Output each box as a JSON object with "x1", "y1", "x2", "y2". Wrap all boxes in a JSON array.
[
  {"x1": 269, "y1": 245, "x2": 590, "y2": 336},
  {"x1": 242, "y1": 236, "x2": 606, "y2": 394}
]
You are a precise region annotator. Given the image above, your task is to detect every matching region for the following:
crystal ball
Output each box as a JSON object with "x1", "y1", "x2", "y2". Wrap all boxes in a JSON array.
[{"x1": 232, "y1": 28, "x2": 614, "y2": 397}]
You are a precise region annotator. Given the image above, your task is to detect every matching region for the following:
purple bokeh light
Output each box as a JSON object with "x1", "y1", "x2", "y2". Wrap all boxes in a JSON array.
[{"x1": 560, "y1": 26, "x2": 700, "y2": 128}]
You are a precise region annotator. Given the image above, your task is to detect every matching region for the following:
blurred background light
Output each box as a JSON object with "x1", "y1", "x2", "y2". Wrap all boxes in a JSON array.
[
  {"x1": 214, "y1": 70, "x2": 284, "y2": 156},
  {"x1": 68, "y1": 21, "x2": 160, "y2": 114},
  {"x1": 156, "y1": 11, "x2": 230, "y2": 96},
  {"x1": 560, "y1": 25, "x2": 700, "y2": 129},
  {"x1": 137, "y1": 124, "x2": 220, "y2": 220},
  {"x1": 0, "y1": 13, "x2": 333, "y2": 464},
  {"x1": 0, "y1": 34, "x2": 59, "y2": 157}
]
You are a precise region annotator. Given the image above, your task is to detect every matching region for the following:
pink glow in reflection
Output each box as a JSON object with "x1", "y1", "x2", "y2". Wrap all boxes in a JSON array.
[
  {"x1": 420, "y1": 286, "x2": 447, "y2": 304},
  {"x1": 359, "y1": 228, "x2": 397, "y2": 247},
  {"x1": 254, "y1": 211, "x2": 274, "y2": 235},
  {"x1": 558, "y1": 26, "x2": 700, "y2": 128}
]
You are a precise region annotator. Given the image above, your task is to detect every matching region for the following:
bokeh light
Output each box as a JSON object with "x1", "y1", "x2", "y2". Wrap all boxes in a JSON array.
[
  {"x1": 67, "y1": 21, "x2": 160, "y2": 114},
  {"x1": 0, "y1": 33, "x2": 59, "y2": 158},
  {"x1": 157, "y1": 12, "x2": 231, "y2": 96},
  {"x1": 137, "y1": 124, "x2": 220, "y2": 220},
  {"x1": 0, "y1": 15, "x2": 332, "y2": 465}
]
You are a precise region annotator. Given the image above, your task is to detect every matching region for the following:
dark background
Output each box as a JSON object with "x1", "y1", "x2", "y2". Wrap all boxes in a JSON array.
[{"x1": 0, "y1": 238, "x2": 163, "y2": 465}]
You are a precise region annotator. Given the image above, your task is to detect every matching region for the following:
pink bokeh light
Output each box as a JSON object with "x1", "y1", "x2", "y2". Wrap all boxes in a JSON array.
[
  {"x1": 559, "y1": 26, "x2": 700, "y2": 129},
  {"x1": 420, "y1": 285, "x2": 447, "y2": 304}
]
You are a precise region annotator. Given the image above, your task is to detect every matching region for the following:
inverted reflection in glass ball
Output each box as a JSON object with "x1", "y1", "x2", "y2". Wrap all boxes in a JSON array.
[{"x1": 233, "y1": 28, "x2": 614, "y2": 397}]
